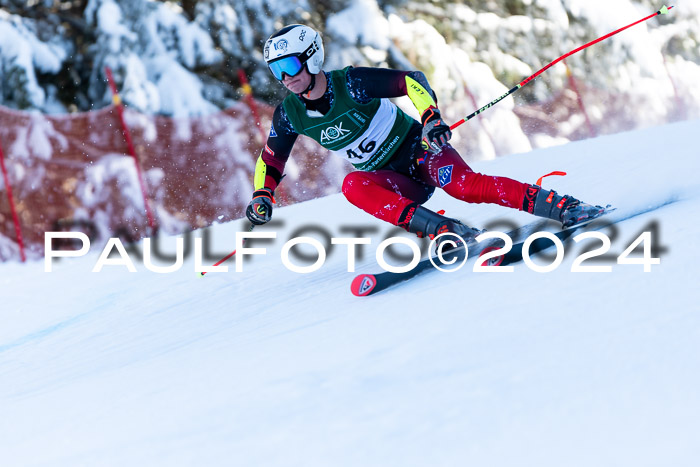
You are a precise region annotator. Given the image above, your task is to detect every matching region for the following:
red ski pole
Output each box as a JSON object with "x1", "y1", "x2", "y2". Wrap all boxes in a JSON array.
[
  {"x1": 199, "y1": 223, "x2": 255, "y2": 277},
  {"x1": 450, "y1": 5, "x2": 674, "y2": 131}
]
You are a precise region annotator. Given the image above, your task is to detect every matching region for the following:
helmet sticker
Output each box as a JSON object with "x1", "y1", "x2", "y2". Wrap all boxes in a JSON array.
[{"x1": 274, "y1": 39, "x2": 288, "y2": 53}]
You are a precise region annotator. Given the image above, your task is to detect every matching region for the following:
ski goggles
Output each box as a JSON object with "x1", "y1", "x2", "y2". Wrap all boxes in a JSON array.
[
  {"x1": 267, "y1": 41, "x2": 318, "y2": 81},
  {"x1": 268, "y1": 55, "x2": 306, "y2": 81}
]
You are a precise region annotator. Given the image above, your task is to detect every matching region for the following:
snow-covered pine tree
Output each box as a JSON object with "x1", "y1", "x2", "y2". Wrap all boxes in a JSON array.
[
  {"x1": 0, "y1": 7, "x2": 71, "y2": 111},
  {"x1": 84, "y1": 0, "x2": 223, "y2": 116}
]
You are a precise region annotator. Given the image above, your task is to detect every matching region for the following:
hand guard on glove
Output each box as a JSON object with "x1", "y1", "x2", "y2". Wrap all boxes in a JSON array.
[
  {"x1": 246, "y1": 188, "x2": 275, "y2": 225},
  {"x1": 420, "y1": 106, "x2": 452, "y2": 154}
]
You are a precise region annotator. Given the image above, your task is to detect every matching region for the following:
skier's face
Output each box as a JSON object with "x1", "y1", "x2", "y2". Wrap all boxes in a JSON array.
[{"x1": 281, "y1": 67, "x2": 312, "y2": 94}]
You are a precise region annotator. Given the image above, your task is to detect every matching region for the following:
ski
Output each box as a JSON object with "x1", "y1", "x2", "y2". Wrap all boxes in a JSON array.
[
  {"x1": 350, "y1": 220, "x2": 543, "y2": 297},
  {"x1": 477, "y1": 214, "x2": 607, "y2": 268},
  {"x1": 351, "y1": 207, "x2": 615, "y2": 297},
  {"x1": 351, "y1": 244, "x2": 466, "y2": 297}
]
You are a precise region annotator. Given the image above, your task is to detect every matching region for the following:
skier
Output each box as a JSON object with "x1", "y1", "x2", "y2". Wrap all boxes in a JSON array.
[{"x1": 246, "y1": 24, "x2": 604, "y2": 246}]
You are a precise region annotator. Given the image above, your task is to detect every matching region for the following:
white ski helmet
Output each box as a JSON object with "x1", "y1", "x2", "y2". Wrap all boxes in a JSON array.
[{"x1": 263, "y1": 24, "x2": 324, "y2": 80}]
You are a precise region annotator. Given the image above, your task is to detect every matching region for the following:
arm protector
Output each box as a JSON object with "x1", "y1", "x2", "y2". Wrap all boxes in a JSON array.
[{"x1": 405, "y1": 71, "x2": 439, "y2": 118}]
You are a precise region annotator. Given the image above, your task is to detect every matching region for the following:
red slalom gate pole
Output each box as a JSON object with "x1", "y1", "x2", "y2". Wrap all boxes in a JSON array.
[
  {"x1": 450, "y1": 5, "x2": 675, "y2": 131},
  {"x1": 238, "y1": 69, "x2": 267, "y2": 144},
  {"x1": 199, "y1": 224, "x2": 255, "y2": 277},
  {"x1": 104, "y1": 66, "x2": 156, "y2": 233},
  {"x1": 0, "y1": 139, "x2": 26, "y2": 262},
  {"x1": 564, "y1": 59, "x2": 596, "y2": 138}
]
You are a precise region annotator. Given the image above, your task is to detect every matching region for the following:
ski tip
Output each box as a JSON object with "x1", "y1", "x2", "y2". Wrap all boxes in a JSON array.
[
  {"x1": 478, "y1": 246, "x2": 505, "y2": 267},
  {"x1": 351, "y1": 274, "x2": 377, "y2": 297}
]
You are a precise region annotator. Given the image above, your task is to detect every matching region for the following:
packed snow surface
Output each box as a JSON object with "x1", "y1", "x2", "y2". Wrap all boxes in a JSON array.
[{"x1": 1, "y1": 119, "x2": 699, "y2": 466}]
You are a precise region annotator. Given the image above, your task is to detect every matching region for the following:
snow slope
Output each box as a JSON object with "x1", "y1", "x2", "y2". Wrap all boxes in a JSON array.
[{"x1": 1, "y1": 119, "x2": 700, "y2": 466}]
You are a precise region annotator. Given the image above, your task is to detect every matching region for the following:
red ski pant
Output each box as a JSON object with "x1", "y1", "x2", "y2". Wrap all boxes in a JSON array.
[{"x1": 342, "y1": 146, "x2": 529, "y2": 226}]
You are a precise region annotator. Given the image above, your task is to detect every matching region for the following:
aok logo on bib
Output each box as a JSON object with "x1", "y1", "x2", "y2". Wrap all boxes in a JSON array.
[
  {"x1": 320, "y1": 122, "x2": 351, "y2": 144},
  {"x1": 307, "y1": 110, "x2": 369, "y2": 151}
]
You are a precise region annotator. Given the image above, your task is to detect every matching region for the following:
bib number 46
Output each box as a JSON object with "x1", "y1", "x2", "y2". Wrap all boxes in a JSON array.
[{"x1": 346, "y1": 138, "x2": 376, "y2": 160}]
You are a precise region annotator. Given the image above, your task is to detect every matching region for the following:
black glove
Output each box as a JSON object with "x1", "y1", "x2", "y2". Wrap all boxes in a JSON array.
[
  {"x1": 246, "y1": 188, "x2": 274, "y2": 225},
  {"x1": 421, "y1": 106, "x2": 452, "y2": 154}
]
